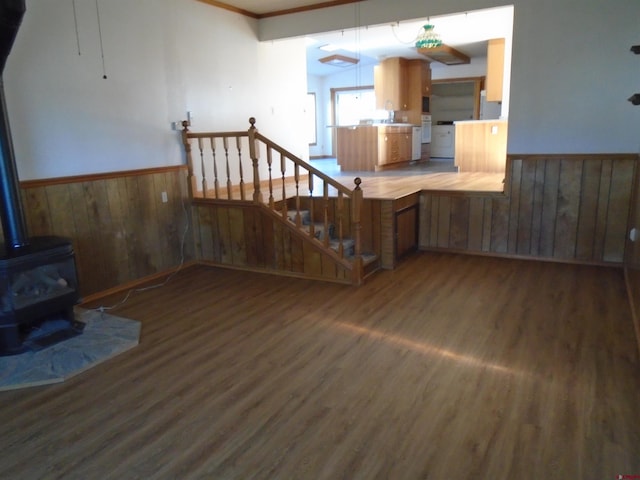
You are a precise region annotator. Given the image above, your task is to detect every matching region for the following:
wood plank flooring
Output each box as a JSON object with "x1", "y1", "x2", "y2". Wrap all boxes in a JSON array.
[
  {"x1": 1, "y1": 253, "x2": 639, "y2": 479},
  {"x1": 199, "y1": 167, "x2": 505, "y2": 202},
  {"x1": 333, "y1": 171, "x2": 505, "y2": 199}
]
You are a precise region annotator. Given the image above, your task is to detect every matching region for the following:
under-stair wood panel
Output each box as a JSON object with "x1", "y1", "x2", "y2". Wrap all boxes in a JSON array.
[
  {"x1": 419, "y1": 154, "x2": 637, "y2": 264},
  {"x1": 13, "y1": 167, "x2": 190, "y2": 297},
  {"x1": 192, "y1": 201, "x2": 352, "y2": 283}
]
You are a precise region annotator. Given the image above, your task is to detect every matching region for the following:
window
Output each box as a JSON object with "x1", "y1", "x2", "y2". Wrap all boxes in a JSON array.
[{"x1": 334, "y1": 88, "x2": 387, "y2": 126}]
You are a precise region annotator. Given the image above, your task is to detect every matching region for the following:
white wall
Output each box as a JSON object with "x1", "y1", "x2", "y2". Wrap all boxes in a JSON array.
[
  {"x1": 4, "y1": 0, "x2": 308, "y2": 180},
  {"x1": 261, "y1": 0, "x2": 640, "y2": 155}
]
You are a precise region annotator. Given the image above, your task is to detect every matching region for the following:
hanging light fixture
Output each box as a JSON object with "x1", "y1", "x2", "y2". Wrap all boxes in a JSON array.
[{"x1": 415, "y1": 24, "x2": 442, "y2": 49}]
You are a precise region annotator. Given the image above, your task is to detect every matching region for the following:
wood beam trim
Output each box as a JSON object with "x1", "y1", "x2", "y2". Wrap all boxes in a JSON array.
[
  {"x1": 20, "y1": 165, "x2": 188, "y2": 189},
  {"x1": 196, "y1": 0, "x2": 259, "y2": 18},
  {"x1": 196, "y1": 0, "x2": 364, "y2": 19},
  {"x1": 258, "y1": 0, "x2": 365, "y2": 19}
]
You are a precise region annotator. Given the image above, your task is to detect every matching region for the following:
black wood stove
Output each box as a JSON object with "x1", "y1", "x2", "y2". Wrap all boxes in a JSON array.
[{"x1": 0, "y1": 0, "x2": 82, "y2": 355}]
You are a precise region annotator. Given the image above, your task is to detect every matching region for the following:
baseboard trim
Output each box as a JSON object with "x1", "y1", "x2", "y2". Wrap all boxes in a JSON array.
[
  {"x1": 623, "y1": 267, "x2": 640, "y2": 358},
  {"x1": 194, "y1": 260, "x2": 353, "y2": 285},
  {"x1": 79, "y1": 258, "x2": 353, "y2": 306},
  {"x1": 79, "y1": 261, "x2": 199, "y2": 305},
  {"x1": 418, "y1": 246, "x2": 625, "y2": 269}
]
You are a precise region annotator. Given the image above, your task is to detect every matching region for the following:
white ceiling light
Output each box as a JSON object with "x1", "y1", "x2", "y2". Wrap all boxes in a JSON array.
[{"x1": 319, "y1": 44, "x2": 341, "y2": 52}]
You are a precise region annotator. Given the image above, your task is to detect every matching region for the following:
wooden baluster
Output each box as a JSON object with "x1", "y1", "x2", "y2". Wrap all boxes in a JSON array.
[
  {"x1": 351, "y1": 177, "x2": 364, "y2": 285},
  {"x1": 210, "y1": 137, "x2": 220, "y2": 199},
  {"x1": 281, "y1": 152, "x2": 287, "y2": 219},
  {"x1": 294, "y1": 164, "x2": 301, "y2": 227},
  {"x1": 236, "y1": 136, "x2": 245, "y2": 201},
  {"x1": 267, "y1": 146, "x2": 274, "y2": 210},
  {"x1": 181, "y1": 121, "x2": 198, "y2": 199},
  {"x1": 197, "y1": 137, "x2": 208, "y2": 198},
  {"x1": 223, "y1": 136, "x2": 232, "y2": 200},
  {"x1": 248, "y1": 117, "x2": 262, "y2": 203},
  {"x1": 323, "y1": 181, "x2": 329, "y2": 248},
  {"x1": 308, "y1": 173, "x2": 315, "y2": 239},
  {"x1": 337, "y1": 191, "x2": 344, "y2": 258}
]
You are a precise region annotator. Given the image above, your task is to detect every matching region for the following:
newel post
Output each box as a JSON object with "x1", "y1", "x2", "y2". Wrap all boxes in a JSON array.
[
  {"x1": 351, "y1": 177, "x2": 364, "y2": 286},
  {"x1": 181, "y1": 120, "x2": 197, "y2": 199},
  {"x1": 248, "y1": 117, "x2": 262, "y2": 203}
]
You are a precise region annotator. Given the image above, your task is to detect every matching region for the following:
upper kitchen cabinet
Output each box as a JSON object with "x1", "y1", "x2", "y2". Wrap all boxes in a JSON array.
[
  {"x1": 375, "y1": 58, "x2": 431, "y2": 125},
  {"x1": 415, "y1": 60, "x2": 432, "y2": 97},
  {"x1": 405, "y1": 59, "x2": 431, "y2": 124},
  {"x1": 375, "y1": 57, "x2": 409, "y2": 110},
  {"x1": 486, "y1": 38, "x2": 505, "y2": 102}
]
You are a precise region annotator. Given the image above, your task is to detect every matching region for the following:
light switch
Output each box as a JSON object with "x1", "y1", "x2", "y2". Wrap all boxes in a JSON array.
[{"x1": 491, "y1": 125, "x2": 499, "y2": 135}]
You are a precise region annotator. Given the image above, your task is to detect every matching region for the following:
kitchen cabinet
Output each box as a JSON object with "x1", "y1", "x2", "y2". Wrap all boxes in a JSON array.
[
  {"x1": 405, "y1": 59, "x2": 431, "y2": 124},
  {"x1": 374, "y1": 57, "x2": 409, "y2": 110},
  {"x1": 378, "y1": 128, "x2": 412, "y2": 165},
  {"x1": 486, "y1": 38, "x2": 505, "y2": 102},
  {"x1": 375, "y1": 57, "x2": 431, "y2": 124},
  {"x1": 335, "y1": 125, "x2": 414, "y2": 171},
  {"x1": 420, "y1": 60, "x2": 432, "y2": 96}
]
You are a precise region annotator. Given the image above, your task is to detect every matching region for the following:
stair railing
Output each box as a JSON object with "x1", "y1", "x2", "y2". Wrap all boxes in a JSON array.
[{"x1": 181, "y1": 117, "x2": 364, "y2": 284}]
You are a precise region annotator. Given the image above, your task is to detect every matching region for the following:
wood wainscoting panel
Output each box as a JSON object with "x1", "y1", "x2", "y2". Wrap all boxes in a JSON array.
[
  {"x1": 419, "y1": 154, "x2": 638, "y2": 265},
  {"x1": 192, "y1": 201, "x2": 352, "y2": 284},
  {"x1": 13, "y1": 166, "x2": 190, "y2": 297}
]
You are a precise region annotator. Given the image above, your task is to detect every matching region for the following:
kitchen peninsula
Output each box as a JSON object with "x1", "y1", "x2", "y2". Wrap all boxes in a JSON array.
[{"x1": 335, "y1": 123, "x2": 421, "y2": 172}]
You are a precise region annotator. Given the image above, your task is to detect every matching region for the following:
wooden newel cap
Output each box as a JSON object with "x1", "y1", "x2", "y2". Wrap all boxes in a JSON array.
[
  {"x1": 354, "y1": 177, "x2": 362, "y2": 189},
  {"x1": 249, "y1": 117, "x2": 256, "y2": 128},
  {"x1": 181, "y1": 120, "x2": 189, "y2": 129}
]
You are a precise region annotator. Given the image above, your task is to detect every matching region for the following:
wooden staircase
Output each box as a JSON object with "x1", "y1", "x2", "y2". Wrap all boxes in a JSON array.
[{"x1": 181, "y1": 118, "x2": 380, "y2": 285}]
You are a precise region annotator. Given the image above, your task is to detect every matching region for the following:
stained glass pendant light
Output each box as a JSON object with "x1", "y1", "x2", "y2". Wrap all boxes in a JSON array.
[{"x1": 415, "y1": 24, "x2": 443, "y2": 49}]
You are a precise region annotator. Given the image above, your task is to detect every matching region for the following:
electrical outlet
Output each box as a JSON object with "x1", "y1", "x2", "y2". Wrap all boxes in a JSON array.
[{"x1": 161, "y1": 191, "x2": 168, "y2": 203}]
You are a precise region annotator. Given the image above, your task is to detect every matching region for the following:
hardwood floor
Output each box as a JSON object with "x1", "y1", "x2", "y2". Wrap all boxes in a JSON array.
[
  {"x1": 315, "y1": 158, "x2": 506, "y2": 199},
  {"x1": 1, "y1": 253, "x2": 638, "y2": 479}
]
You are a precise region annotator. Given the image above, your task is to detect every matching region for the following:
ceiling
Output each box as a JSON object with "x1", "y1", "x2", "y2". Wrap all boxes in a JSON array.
[
  {"x1": 304, "y1": 6, "x2": 514, "y2": 77},
  {"x1": 211, "y1": 1, "x2": 513, "y2": 78}
]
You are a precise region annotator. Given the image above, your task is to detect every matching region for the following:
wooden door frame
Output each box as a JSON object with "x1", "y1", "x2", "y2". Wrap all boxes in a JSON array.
[{"x1": 431, "y1": 76, "x2": 485, "y2": 120}]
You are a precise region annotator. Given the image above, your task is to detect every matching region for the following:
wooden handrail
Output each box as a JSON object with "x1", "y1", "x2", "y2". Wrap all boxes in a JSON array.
[{"x1": 181, "y1": 117, "x2": 365, "y2": 284}]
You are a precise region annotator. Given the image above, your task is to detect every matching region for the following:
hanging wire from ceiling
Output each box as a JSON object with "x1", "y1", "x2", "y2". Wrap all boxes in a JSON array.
[
  {"x1": 390, "y1": 21, "x2": 416, "y2": 45},
  {"x1": 72, "y1": 0, "x2": 81, "y2": 55},
  {"x1": 354, "y1": 2, "x2": 361, "y2": 91},
  {"x1": 95, "y1": 0, "x2": 108, "y2": 79}
]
